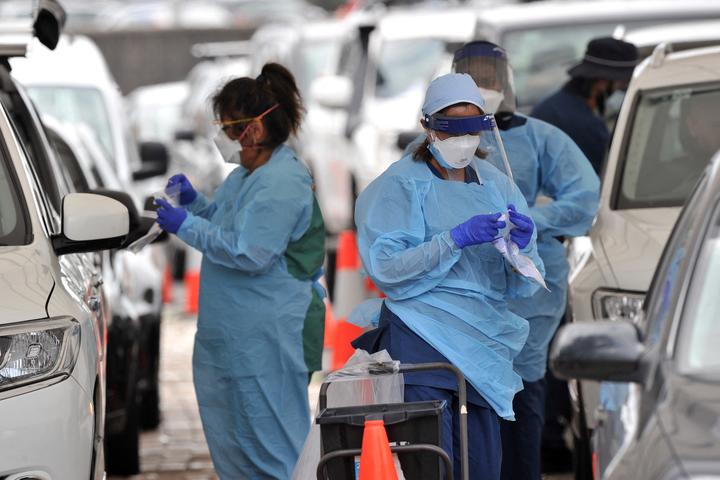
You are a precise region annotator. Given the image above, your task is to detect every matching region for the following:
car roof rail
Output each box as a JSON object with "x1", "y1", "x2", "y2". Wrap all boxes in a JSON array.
[{"x1": 649, "y1": 42, "x2": 670, "y2": 68}]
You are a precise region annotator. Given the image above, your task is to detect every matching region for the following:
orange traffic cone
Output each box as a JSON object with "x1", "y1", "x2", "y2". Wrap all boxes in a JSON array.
[
  {"x1": 184, "y1": 248, "x2": 202, "y2": 314},
  {"x1": 322, "y1": 299, "x2": 337, "y2": 371},
  {"x1": 358, "y1": 419, "x2": 399, "y2": 480},
  {"x1": 331, "y1": 231, "x2": 366, "y2": 370},
  {"x1": 162, "y1": 265, "x2": 173, "y2": 304}
]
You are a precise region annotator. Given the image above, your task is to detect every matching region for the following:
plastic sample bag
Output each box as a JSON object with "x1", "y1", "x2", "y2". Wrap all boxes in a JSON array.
[{"x1": 127, "y1": 183, "x2": 181, "y2": 253}]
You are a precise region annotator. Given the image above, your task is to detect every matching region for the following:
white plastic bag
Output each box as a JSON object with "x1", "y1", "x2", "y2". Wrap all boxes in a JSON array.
[
  {"x1": 292, "y1": 349, "x2": 405, "y2": 480},
  {"x1": 493, "y1": 213, "x2": 549, "y2": 290}
]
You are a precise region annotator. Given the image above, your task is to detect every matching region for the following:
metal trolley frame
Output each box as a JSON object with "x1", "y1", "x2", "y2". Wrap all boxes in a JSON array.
[{"x1": 315, "y1": 362, "x2": 469, "y2": 480}]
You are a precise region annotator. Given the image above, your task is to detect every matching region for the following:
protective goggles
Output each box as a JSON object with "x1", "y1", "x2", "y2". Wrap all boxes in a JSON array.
[
  {"x1": 423, "y1": 113, "x2": 496, "y2": 134},
  {"x1": 214, "y1": 104, "x2": 279, "y2": 136}
]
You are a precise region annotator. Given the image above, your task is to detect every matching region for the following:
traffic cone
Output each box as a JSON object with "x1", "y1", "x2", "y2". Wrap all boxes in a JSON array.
[
  {"x1": 322, "y1": 299, "x2": 337, "y2": 371},
  {"x1": 331, "y1": 230, "x2": 366, "y2": 370},
  {"x1": 184, "y1": 248, "x2": 202, "y2": 314},
  {"x1": 162, "y1": 265, "x2": 173, "y2": 304},
  {"x1": 358, "y1": 419, "x2": 398, "y2": 480}
]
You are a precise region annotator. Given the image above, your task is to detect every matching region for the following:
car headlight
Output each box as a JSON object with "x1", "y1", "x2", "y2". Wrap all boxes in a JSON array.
[
  {"x1": 592, "y1": 288, "x2": 645, "y2": 323},
  {"x1": 0, "y1": 317, "x2": 80, "y2": 395}
]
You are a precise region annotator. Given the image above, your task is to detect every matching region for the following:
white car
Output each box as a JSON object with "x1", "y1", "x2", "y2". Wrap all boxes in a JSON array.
[
  {"x1": 10, "y1": 33, "x2": 170, "y2": 472},
  {"x1": 0, "y1": 7, "x2": 137, "y2": 479},
  {"x1": 126, "y1": 81, "x2": 189, "y2": 145},
  {"x1": 347, "y1": 7, "x2": 476, "y2": 193},
  {"x1": 473, "y1": 0, "x2": 720, "y2": 112},
  {"x1": 568, "y1": 44, "x2": 720, "y2": 473}
]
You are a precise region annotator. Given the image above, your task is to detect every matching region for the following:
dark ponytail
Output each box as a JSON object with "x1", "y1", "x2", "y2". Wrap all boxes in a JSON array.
[{"x1": 212, "y1": 62, "x2": 304, "y2": 148}]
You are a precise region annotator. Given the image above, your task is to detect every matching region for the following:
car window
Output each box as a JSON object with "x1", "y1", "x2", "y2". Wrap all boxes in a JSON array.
[
  {"x1": 676, "y1": 197, "x2": 720, "y2": 373},
  {"x1": 47, "y1": 130, "x2": 90, "y2": 193},
  {"x1": 26, "y1": 86, "x2": 115, "y2": 171},
  {"x1": 0, "y1": 143, "x2": 29, "y2": 246},
  {"x1": 502, "y1": 22, "x2": 620, "y2": 109},
  {"x1": 642, "y1": 174, "x2": 707, "y2": 348},
  {"x1": 375, "y1": 38, "x2": 446, "y2": 99},
  {"x1": 499, "y1": 18, "x2": 696, "y2": 111},
  {"x1": 295, "y1": 38, "x2": 343, "y2": 96},
  {"x1": 615, "y1": 84, "x2": 720, "y2": 209}
]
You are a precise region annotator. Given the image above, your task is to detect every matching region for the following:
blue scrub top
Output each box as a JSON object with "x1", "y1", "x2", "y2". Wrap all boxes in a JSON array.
[{"x1": 531, "y1": 86, "x2": 609, "y2": 175}]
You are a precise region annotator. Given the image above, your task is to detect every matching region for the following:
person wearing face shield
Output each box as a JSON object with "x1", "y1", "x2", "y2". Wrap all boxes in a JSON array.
[
  {"x1": 352, "y1": 73, "x2": 544, "y2": 480},
  {"x1": 153, "y1": 63, "x2": 326, "y2": 479},
  {"x1": 531, "y1": 37, "x2": 638, "y2": 175},
  {"x1": 448, "y1": 41, "x2": 600, "y2": 480}
]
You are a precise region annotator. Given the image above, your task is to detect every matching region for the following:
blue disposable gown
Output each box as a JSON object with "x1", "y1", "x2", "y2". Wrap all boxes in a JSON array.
[
  {"x1": 502, "y1": 114, "x2": 599, "y2": 381},
  {"x1": 355, "y1": 154, "x2": 545, "y2": 419},
  {"x1": 403, "y1": 118, "x2": 599, "y2": 382},
  {"x1": 176, "y1": 145, "x2": 315, "y2": 479}
]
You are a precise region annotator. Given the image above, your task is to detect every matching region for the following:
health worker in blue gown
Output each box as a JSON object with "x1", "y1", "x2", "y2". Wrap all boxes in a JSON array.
[
  {"x1": 451, "y1": 41, "x2": 600, "y2": 480},
  {"x1": 154, "y1": 63, "x2": 326, "y2": 479},
  {"x1": 352, "y1": 73, "x2": 545, "y2": 480}
]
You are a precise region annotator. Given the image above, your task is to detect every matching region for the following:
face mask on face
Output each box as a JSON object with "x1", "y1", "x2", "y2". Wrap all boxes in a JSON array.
[
  {"x1": 213, "y1": 130, "x2": 243, "y2": 164},
  {"x1": 478, "y1": 87, "x2": 504, "y2": 114},
  {"x1": 428, "y1": 133, "x2": 481, "y2": 170},
  {"x1": 605, "y1": 89, "x2": 625, "y2": 118}
]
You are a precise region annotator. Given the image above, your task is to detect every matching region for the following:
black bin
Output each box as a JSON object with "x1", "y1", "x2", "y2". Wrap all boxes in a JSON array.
[{"x1": 316, "y1": 400, "x2": 446, "y2": 480}]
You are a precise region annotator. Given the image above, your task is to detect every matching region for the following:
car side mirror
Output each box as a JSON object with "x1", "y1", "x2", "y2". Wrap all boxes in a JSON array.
[
  {"x1": 133, "y1": 141, "x2": 169, "y2": 181},
  {"x1": 52, "y1": 193, "x2": 129, "y2": 255},
  {"x1": 550, "y1": 320, "x2": 647, "y2": 384},
  {"x1": 174, "y1": 128, "x2": 197, "y2": 142},
  {"x1": 310, "y1": 75, "x2": 353, "y2": 109}
]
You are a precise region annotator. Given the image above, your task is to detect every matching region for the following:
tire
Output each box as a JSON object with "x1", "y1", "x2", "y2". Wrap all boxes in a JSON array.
[
  {"x1": 573, "y1": 381, "x2": 594, "y2": 480},
  {"x1": 105, "y1": 320, "x2": 141, "y2": 476},
  {"x1": 140, "y1": 317, "x2": 162, "y2": 430},
  {"x1": 105, "y1": 388, "x2": 140, "y2": 476}
]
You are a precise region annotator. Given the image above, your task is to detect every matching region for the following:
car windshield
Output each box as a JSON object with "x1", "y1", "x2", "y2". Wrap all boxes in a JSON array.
[
  {"x1": 26, "y1": 87, "x2": 116, "y2": 170},
  {"x1": 502, "y1": 23, "x2": 624, "y2": 109},
  {"x1": 678, "y1": 205, "x2": 720, "y2": 374},
  {"x1": 296, "y1": 39, "x2": 343, "y2": 95},
  {"x1": 0, "y1": 148, "x2": 28, "y2": 246},
  {"x1": 501, "y1": 19, "x2": 665, "y2": 110},
  {"x1": 375, "y1": 38, "x2": 447, "y2": 99},
  {"x1": 616, "y1": 84, "x2": 720, "y2": 209}
]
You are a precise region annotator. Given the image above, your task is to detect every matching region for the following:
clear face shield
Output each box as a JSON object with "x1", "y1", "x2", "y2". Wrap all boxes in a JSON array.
[
  {"x1": 452, "y1": 42, "x2": 517, "y2": 115},
  {"x1": 423, "y1": 111, "x2": 514, "y2": 182}
]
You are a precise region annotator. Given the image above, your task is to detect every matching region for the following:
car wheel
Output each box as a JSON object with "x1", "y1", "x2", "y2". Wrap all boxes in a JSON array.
[
  {"x1": 105, "y1": 393, "x2": 140, "y2": 476},
  {"x1": 140, "y1": 318, "x2": 162, "y2": 430},
  {"x1": 105, "y1": 329, "x2": 141, "y2": 476},
  {"x1": 572, "y1": 381, "x2": 594, "y2": 480}
]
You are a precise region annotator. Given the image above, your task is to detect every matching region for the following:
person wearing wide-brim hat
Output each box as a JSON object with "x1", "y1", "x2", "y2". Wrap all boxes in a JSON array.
[
  {"x1": 532, "y1": 37, "x2": 638, "y2": 175},
  {"x1": 529, "y1": 36, "x2": 637, "y2": 475}
]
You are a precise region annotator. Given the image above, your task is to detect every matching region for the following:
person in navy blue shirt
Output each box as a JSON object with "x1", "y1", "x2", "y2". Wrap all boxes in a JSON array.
[
  {"x1": 530, "y1": 36, "x2": 638, "y2": 474},
  {"x1": 532, "y1": 37, "x2": 638, "y2": 175}
]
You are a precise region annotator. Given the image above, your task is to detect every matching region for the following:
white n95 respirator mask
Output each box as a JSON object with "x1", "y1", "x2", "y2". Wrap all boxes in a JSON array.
[
  {"x1": 213, "y1": 131, "x2": 242, "y2": 164},
  {"x1": 429, "y1": 134, "x2": 481, "y2": 170},
  {"x1": 478, "y1": 88, "x2": 504, "y2": 114}
]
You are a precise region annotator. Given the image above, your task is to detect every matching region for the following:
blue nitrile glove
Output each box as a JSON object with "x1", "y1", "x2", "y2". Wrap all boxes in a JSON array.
[
  {"x1": 166, "y1": 174, "x2": 197, "y2": 205},
  {"x1": 508, "y1": 204, "x2": 534, "y2": 249},
  {"x1": 450, "y1": 212, "x2": 506, "y2": 248},
  {"x1": 155, "y1": 198, "x2": 187, "y2": 234}
]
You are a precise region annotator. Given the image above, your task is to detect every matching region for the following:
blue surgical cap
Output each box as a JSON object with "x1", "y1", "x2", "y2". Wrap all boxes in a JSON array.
[{"x1": 421, "y1": 73, "x2": 485, "y2": 116}]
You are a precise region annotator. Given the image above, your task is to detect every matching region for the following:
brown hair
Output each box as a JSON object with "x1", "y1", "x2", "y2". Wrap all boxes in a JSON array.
[{"x1": 212, "y1": 62, "x2": 304, "y2": 148}]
